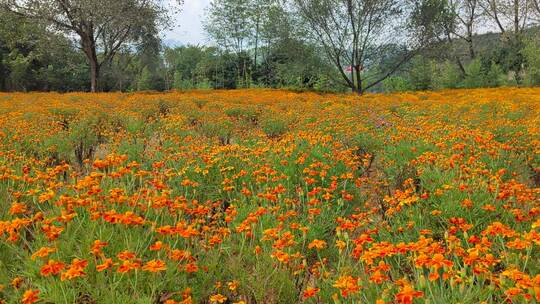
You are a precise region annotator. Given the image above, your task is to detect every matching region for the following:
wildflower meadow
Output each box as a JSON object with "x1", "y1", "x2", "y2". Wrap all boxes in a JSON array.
[{"x1": 0, "y1": 88, "x2": 538, "y2": 303}]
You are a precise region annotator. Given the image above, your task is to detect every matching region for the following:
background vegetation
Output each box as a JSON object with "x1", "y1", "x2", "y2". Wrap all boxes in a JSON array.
[{"x1": 1, "y1": 0, "x2": 540, "y2": 93}]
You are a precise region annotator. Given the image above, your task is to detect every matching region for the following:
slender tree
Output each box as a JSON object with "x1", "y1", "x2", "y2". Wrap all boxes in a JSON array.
[
  {"x1": 294, "y1": 0, "x2": 423, "y2": 94},
  {"x1": 533, "y1": 0, "x2": 540, "y2": 19},
  {"x1": 480, "y1": 0, "x2": 532, "y2": 36},
  {"x1": 409, "y1": 0, "x2": 474, "y2": 75},
  {"x1": 205, "y1": 0, "x2": 252, "y2": 86},
  {"x1": 453, "y1": 0, "x2": 481, "y2": 60}
]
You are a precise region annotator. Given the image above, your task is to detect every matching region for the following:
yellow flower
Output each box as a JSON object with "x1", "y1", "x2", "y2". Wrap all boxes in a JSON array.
[{"x1": 209, "y1": 294, "x2": 227, "y2": 303}]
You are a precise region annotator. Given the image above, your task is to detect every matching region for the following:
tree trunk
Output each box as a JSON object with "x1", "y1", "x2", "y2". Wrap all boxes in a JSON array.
[
  {"x1": 354, "y1": 79, "x2": 363, "y2": 95},
  {"x1": 456, "y1": 56, "x2": 467, "y2": 76},
  {"x1": 254, "y1": 16, "x2": 260, "y2": 71},
  {"x1": 81, "y1": 35, "x2": 100, "y2": 92},
  {"x1": 355, "y1": 65, "x2": 362, "y2": 94},
  {"x1": 467, "y1": 38, "x2": 475, "y2": 59},
  {"x1": 466, "y1": 22, "x2": 476, "y2": 59},
  {"x1": 89, "y1": 60, "x2": 99, "y2": 93}
]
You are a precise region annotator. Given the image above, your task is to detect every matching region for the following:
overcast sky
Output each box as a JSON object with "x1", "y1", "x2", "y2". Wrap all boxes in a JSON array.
[{"x1": 162, "y1": 0, "x2": 211, "y2": 46}]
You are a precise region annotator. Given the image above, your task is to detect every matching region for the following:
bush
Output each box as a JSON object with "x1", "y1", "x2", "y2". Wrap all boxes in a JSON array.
[
  {"x1": 462, "y1": 59, "x2": 486, "y2": 88},
  {"x1": 225, "y1": 107, "x2": 260, "y2": 125},
  {"x1": 313, "y1": 74, "x2": 336, "y2": 92},
  {"x1": 485, "y1": 61, "x2": 506, "y2": 87},
  {"x1": 462, "y1": 59, "x2": 507, "y2": 88},
  {"x1": 173, "y1": 72, "x2": 194, "y2": 90},
  {"x1": 200, "y1": 118, "x2": 234, "y2": 145},
  {"x1": 383, "y1": 76, "x2": 412, "y2": 92},
  {"x1": 261, "y1": 117, "x2": 288, "y2": 139},
  {"x1": 432, "y1": 61, "x2": 462, "y2": 89},
  {"x1": 523, "y1": 38, "x2": 540, "y2": 86},
  {"x1": 408, "y1": 56, "x2": 434, "y2": 90}
]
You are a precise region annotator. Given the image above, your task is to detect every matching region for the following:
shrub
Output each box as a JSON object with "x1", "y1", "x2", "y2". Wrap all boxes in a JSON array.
[
  {"x1": 261, "y1": 117, "x2": 288, "y2": 139},
  {"x1": 49, "y1": 108, "x2": 80, "y2": 130},
  {"x1": 485, "y1": 61, "x2": 506, "y2": 87},
  {"x1": 408, "y1": 56, "x2": 434, "y2": 90},
  {"x1": 200, "y1": 119, "x2": 234, "y2": 145},
  {"x1": 523, "y1": 38, "x2": 540, "y2": 86},
  {"x1": 382, "y1": 76, "x2": 412, "y2": 92},
  {"x1": 432, "y1": 61, "x2": 462, "y2": 89},
  {"x1": 462, "y1": 59, "x2": 486, "y2": 88},
  {"x1": 225, "y1": 107, "x2": 260, "y2": 125},
  {"x1": 69, "y1": 114, "x2": 109, "y2": 167}
]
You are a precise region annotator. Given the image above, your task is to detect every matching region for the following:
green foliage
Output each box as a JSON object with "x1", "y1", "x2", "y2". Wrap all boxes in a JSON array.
[
  {"x1": 261, "y1": 117, "x2": 288, "y2": 139},
  {"x1": 488, "y1": 37, "x2": 525, "y2": 83},
  {"x1": 408, "y1": 56, "x2": 434, "y2": 90},
  {"x1": 462, "y1": 59, "x2": 506, "y2": 88},
  {"x1": 383, "y1": 76, "x2": 412, "y2": 92},
  {"x1": 200, "y1": 119, "x2": 234, "y2": 145},
  {"x1": 173, "y1": 71, "x2": 193, "y2": 90},
  {"x1": 523, "y1": 37, "x2": 540, "y2": 86},
  {"x1": 136, "y1": 67, "x2": 155, "y2": 91},
  {"x1": 0, "y1": 10, "x2": 88, "y2": 92},
  {"x1": 462, "y1": 59, "x2": 486, "y2": 88},
  {"x1": 485, "y1": 61, "x2": 506, "y2": 87},
  {"x1": 432, "y1": 61, "x2": 462, "y2": 89},
  {"x1": 0, "y1": 0, "x2": 537, "y2": 93}
]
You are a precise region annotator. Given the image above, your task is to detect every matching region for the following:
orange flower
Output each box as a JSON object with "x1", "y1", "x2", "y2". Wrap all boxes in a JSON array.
[
  {"x1": 142, "y1": 259, "x2": 167, "y2": 272},
  {"x1": 461, "y1": 199, "x2": 473, "y2": 208},
  {"x1": 40, "y1": 260, "x2": 65, "y2": 277},
  {"x1": 31, "y1": 247, "x2": 56, "y2": 260},
  {"x1": 11, "y1": 277, "x2": 23, "y2": 289},
  {"x1": 308, "y1": 239, "x2": 327, "y2": 250},
  {"x1": 302, "y1": 287, "x2": 320, "y2": 298},
  {"x1": 9, "y1": 202, "x2": 27, "y2": 215},
  {"x1": 21, "y1": 289, "x2": 39, "y2": 304},
  {"x1": 227, "y1": 280, "x2": 239, "y2": 291},
  {"x1": 60, "y1": 259, "x2": 87, "y2": 281},
  {"x1": 149, "y1": 241, "x2": 164, "y2": 251},
  {"x1": 430, "y1": 210, "x2": 442, "y2": 216},
  {"x1": 333, "y1": 275, "x2": 360, "y2": 297},
  {"x1": 96, "y1": 258, "x2": 115, "y2": 272},
  {"x1": 369, "y1": 271, "x2": 390, "y2": 284},
  {"x1": 90, "y1": 240, "x2": 108, "y2": 256},
  {"x1": 117, "y1": 250, "x2": 136, "y2": 261},
  {"x1": 505, "y1": 287, "x2": 523, "y2": 299},
  {"x1": 395, "y1": 284, "x2": 423, "y2": 304},
  {"x1": 185, "y1": 263, "x2": 198, "y2": 273},
  {"x1": 117, "y1": 260, "x2": 141, "y2": 273},
  {"x1": 336, "y1": 240, "x2": 346, "y2": 251},
  {"x1": 428, "y1": 253, "x2": 453, "y2": 270}
]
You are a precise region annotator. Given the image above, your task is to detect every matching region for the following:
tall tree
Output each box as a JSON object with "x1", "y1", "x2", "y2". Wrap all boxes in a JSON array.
[
  {"x1": 205, "y1": 0, "x2": 251, "y2": 53},
  {"x1": 481, "y1": 0, "x2": 531, "y2": 36},
  {"x1": 479, "y1": 0, "x2": 532, "y2": 82},
  {"x1": 0, "y1": 8, "x2": 88, "y2": 91},
  {"x1": 453, "y1": 0, "x2": 481, "y2": 59},
  {"x1": 294, "y1": 0, "x2": 426, "y2": 94},
  {"x1": 1, "y1": 0, "x2": 179, "y2": 92},
  {"x1": 205, "y1": 0, "x2": 253, "y2": 87},
  {"x1": 533, "y1": 0, "x2": 540, "y2": 19},
  {"x1": 409, "y1": 0, "x2": 478, "y2": 75}
]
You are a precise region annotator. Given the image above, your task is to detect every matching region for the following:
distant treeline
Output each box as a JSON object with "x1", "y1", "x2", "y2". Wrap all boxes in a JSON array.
[{"x1": 1, "y1": 0, "x2": 540, "y2": 93}]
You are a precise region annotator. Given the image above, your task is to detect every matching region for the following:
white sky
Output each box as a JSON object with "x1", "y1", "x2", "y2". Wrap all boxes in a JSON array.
[{"x1": 162, "y1": 0, "x2": 211, "y2": 46}]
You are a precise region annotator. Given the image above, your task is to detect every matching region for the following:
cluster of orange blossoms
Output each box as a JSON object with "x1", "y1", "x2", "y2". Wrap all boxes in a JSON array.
[{"x1": 0, "y1": 88, "x2": 538, "y2": 303}]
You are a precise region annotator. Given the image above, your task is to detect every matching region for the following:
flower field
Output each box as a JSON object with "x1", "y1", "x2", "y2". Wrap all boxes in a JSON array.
[{"x1": 0, "y1": 88, "x2": 539, "y2": 304}]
